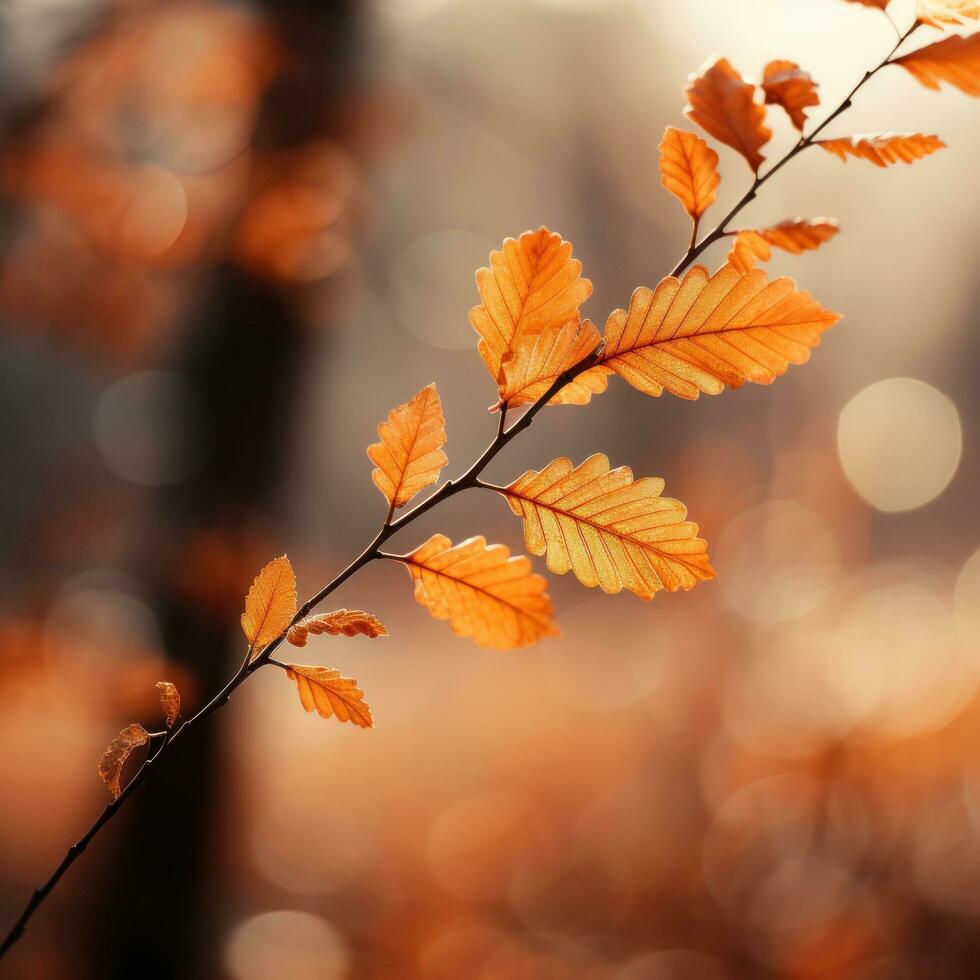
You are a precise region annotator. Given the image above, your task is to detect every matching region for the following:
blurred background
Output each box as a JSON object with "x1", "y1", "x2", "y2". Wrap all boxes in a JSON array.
[{"x1": 0, "y1": 0, "x2": 977, "y2": 977}]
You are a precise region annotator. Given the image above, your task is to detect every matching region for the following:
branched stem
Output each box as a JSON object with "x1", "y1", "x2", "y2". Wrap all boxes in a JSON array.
[
  {"x1": 668, "y1": 19, "x2": 920, "y2": 278},
  {"x1": 0, "y1": 17, "x2": 924, "y2": 958}
]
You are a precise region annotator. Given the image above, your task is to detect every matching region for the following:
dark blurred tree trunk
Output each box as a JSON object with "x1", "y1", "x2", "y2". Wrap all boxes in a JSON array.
[{"x1": 93, "y1": 4, "x2": 361, "y2": 977}]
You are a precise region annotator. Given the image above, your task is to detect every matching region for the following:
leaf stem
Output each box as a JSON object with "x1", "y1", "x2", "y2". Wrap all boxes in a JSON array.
[{"x1": 668, "y1": 19, "x2": 920, "y2": 278}]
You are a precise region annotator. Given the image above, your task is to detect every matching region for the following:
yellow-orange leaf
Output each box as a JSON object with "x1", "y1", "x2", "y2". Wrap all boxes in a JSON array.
[
  {"x1": 98, "y1": 723, "x2": 149, "y2": 800},
  {"x1": 401, "y1": 533, "x2": 558, "y2": 649},
  {"x1": 728, "y1": 219, "x2": 840, "y2": 271},
  {"x1": 499, "y1": 317, "x2": 607, "y2": 407},
  {"x1": 241, "y1": 556, "x2": 297, "y2": 651},
  {"x1": 762, "y1": 61, "x2": 820, "y2": 130},
  {"x1": 155, "y1": 681, "x2": 180, "y2": 728},
  {"x1": 285, "y1": 665, "x2": 373, "y2": 727},
  {"x1": 502, "y1": 454, "x2": 714, "y2": 600},
  {"x1": 894, "y1": 33, "x2": 980, "y2": 95},
  {"x1": 816, "y1": 133, "x2": 946, "y2": 166},
  {"x1": 843, "y1": 0, "x2": 890, "y2": 9},
  {"x1": 367, "y1": 383, "x2": 448, "y2": 509},
  {"x1": 727, "y1": 231, "x2": 771, "y2": 273},
  {"x1": 287, "y1": 609, "x2": 389, "y2": 645},
  {"x1": 470, "y1": 227, "x2": 593, "y2": 388},
  {"x1": 582, "y1": 264, "x2": 841, "y2": 400},
  {"x1": 685, "y1": 57, "x2": 771, "y2": 172},
  {"x1": 658, "y1": 127, "x2": 721, "y2": 220},
  {"x1": 916, "y1": 0, "x2": 979, "y2": 26}
]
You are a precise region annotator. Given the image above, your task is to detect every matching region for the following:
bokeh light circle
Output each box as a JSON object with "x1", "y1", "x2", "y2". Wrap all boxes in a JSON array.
[
  {"x1": 225, "y1": 910, "x2": 349, "y2": 980},
  {"x1": 837, "y1": 378, "x2": 961, "y2": 512}
]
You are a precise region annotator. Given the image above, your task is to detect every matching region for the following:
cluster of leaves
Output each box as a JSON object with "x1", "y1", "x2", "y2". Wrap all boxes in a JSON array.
[{"x1": 96, "y1": 0, "x2": 980, "y2": 793}]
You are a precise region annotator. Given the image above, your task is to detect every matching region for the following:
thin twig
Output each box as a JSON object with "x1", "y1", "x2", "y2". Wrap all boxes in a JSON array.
[{"x1": 668, "y1": 19, "x2": 920, "y2": 278}]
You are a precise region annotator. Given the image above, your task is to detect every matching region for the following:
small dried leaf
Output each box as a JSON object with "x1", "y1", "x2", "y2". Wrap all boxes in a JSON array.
[
  {"x1": 470, "y1": 227, "x2": 593, "y2": 391},
  {"x1": 402, "y1": 533, "x2": 558, "y2": 650},
  {"x1": 287, "y1": 609, "x2": 389, "y2": 646},
  {"x1": 816, "y1": 133, "x2": 946, "y2": 166},
  {"x1": 916, "y1": 0, "x2": 979, "y2": 26},
  {"x1": 894, "y1": 33, "x2": 980, "y2": 96},
  {"x1": 241, "y1": 556, "x2": 297, "y2": 651},
  {"x1": 286, "y1": 665, "x2": 373, "y2": 727},
  {"x1": 658, "y1": 127, "x2": 721, "y2": 220},
  {"x1": 98, "y1": 723, "x2": 149, "y2": 800},
  {"x1": 580, "y1": 264, "x2": 841, "y2": 400},
  {"x1": 367, "y1": 383, "x2": 448, "y2": 508},
  {"x1": 503, "y1": 454, "x2": 714, "y2": 600},
  {"x1": 761, "y1": 61, "x2": 820, "y2": 130},
  {"x1": 155, "y1": 681, "x2": 180, "y2": 728},
  {"x1": 728, "y1": 219, "x2": 840, "y2": 271},
  {"x1": 684, "y1": 57, "x2": 772, "y2": 172},
  {"x1": 499, "y1": 317, "x2": 607, "y2": 407}
]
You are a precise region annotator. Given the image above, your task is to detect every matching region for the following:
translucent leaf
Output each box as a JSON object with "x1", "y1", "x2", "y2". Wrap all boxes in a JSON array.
[
  {"x1": 155, "y1": 681, "x2": 180, "y2": 728},
  {"x1": 470, "y1": 227, "x2": 593, "y2": 389},
  {"x1": 98, "y1": 723, "x2": 149, "y2": 800},
  {"x1": 367, "y1": 383, "x2": 448, "y2": 508},
  {"x1": 762, "y1": 61, "x2": 820, "y2": 130},
  {"x1": 288, "y1": 609, "x2": 389, "y2": 645},
  {"x1": 658, "y1": 126, "x2": 721, "y2": 220},
  {"x1": 916, "y1": 0, "x2": 979, "y2": 26},
  {"x1": 581, "y1": 264, "x2": 841, "y2": 399},
  {"x1": 684, "y1": 57, "x2": 771, "y2": 172},
  {"x1": 285, "y1": 665, "x2": 373, "y2": 727},
  {"x1": 727, "y1": 219, "x2": 840, "y2": 270},
  {"x1": 502, "y1": 454, "x2": 714, "y2": 600},
  {"x1": 401, "y1": 533, "x2": 558, "y2": 650},
  {"x1": 499, "y1": 317, "x2": 607, "y2": 407},
  {"x1": 893, "y1": 33, "x2": 980, "y2": 95},
  {"x1": 816, "y1": 133, "x2": 946, "y2": 166},
  {"x1": 241, "y1": 555, "x2": 297, "y2": 651}
]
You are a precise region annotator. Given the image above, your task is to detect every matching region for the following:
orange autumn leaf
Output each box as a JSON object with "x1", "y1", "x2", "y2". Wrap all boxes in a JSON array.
[
  {"x1": 762, "y1": 61, "x2": 820, "y2": 130},
  {"x1": 685, "y1": 57, "x2": 771, "y2": 172},
  {"x1": 498, "y1": 317, "x2": 607, "y2": 407},
  {"x1": 916, "y1": 0, "x2": 979, "y2": 26},
  {"x1": 728, "y1": 219, "x2": 840, "y2": 270},
  {"x1": 241, "y1": 555, "x2": 297, "y2": 651},
  {"x1": 400, "y1": 533, "x2": 558, "y2": 649},
  {"x1": 98, "y1": 723, "x2": 149, "y2": 800},
  {"x1": 582, "y1": 264, "x2": 841, "y2": 399},
  {"x1": 287, "y1": 609, "x2": 389, "y2": 645},
  {"x1": 894, "y1": 32, "x2": 980, "y2": 95},
  {"x1": 470, "y1": 227, "x2": 593, "y2": 389},
  {"x1": 843, "y1": 0, "x2": 890, "y2": 8},
  {"x1": 502, "y1": 454, "x2": 714, "y2": 600},
  {"x1": 367, "y1": 383, "x2": 448, "y2": 508},
  {"x1": 155, "y1": 681, "x2": 180, "y2": 728},
  {"x1": 727, "y1": 231, "x2": 772, "y2": 273},
  {"x1": 658, "y1": 127, "x2": 721, "y2": 220},
  {"x1": 285, "y1": 665, "x2": 374, "y2": 727},
  {"x1": 816, "y1": 133, "x2": 946, "y2": 166}
]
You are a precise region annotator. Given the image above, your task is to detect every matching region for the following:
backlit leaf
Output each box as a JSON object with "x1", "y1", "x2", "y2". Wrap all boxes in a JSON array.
[
  {"x1": 155, "y1": 681, "x2": 180, "y2": 728},
  {"x1": 98, "y1": 723, "x2": 149, "y2": 800},
  {"x1": 684, "y1": 57, "x2": 772, "y2": 172},
  {"x1": 470, "y1": 227, "x2": 593, "y2": 387},
  {"x1": 728, "y1": 219, "x2": 840, "y2": 270},
  {"x1": 816, "y1": 133, "x2": 946, "y2": 166},
  {"x1": 401, "y1": 533, "x2": 558, "y2": 649},
  {"x1": 499, "y1": 317, "x2": 607, "y2": 407},
  {"x1": 285, "y1": 665, "x2": 373, "y2": 727},
  {"x1": 843, "y1": 0, "x2": 890, "y2": 9},
  {"x1": 581, "y1": 264, "x2": 841, "y2": 399},
  {"x1": 241, "y1": 556, "x2": 297, "y2": 651},
  {"x1": 658, "y1": 127, "x2": 721, "y2": 220},
  {"x1": 367, "y1": 383, "x2": 448, "y2": 508},
  {"x1": 916, "y1": 0, "x2": 979, "y2": 26},
  {"x1": 893, "y1": 32, "x2": 980, "y2": 95},
  {"x1": 287, "y1": 609, "x2": 389, "y2": 646},
  {"x1": 761, "y1": 61, "x2": 820, "y2": 130},
  {"x1": 502, "y1": 454, "x2": 714, "y2": 600}
]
